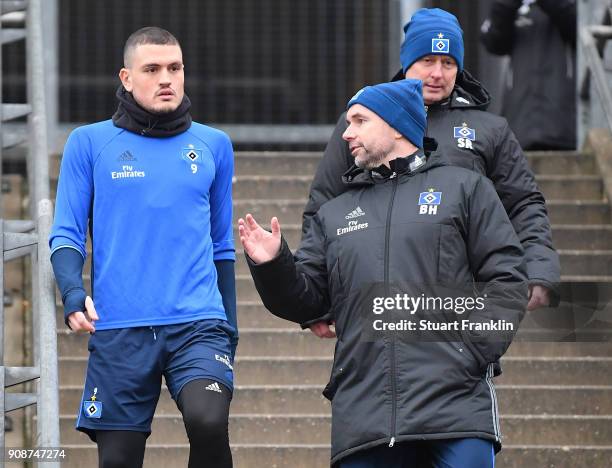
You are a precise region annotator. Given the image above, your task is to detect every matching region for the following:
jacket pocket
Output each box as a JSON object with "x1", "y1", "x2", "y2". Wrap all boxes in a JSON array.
[
  {"x1": 438, "y1": 224, "x2": 470, "y2": 285},
  {"x1": 448, "y1": 341, "x2": 485, "y2": 378},
  {"x1": 323, "y1": 340, "x2": 348, "y2": 401},
  {"x1": 327, "y1": 259, "x2": 347, "y2": 336},
  {"x1": 323, "y1": 365, "x2": 344, "y2": 401}
]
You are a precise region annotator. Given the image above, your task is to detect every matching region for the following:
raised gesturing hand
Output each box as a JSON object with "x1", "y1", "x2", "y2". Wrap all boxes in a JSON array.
[{"x1": 238, "y1": 214, "x2": 282, "y2": 264}]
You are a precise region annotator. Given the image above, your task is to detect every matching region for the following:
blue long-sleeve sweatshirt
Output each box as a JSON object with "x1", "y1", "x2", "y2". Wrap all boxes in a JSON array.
[{"x1": 50, "y1": 120, "x2": 236, "y2": 331}]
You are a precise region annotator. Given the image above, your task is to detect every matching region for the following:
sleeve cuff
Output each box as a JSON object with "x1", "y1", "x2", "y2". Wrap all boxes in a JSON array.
[
  {"x1": 50, "y1": 242, "x2": 86, "y2": 260},
  {"x1": 528, "y1": 279, "x2": 561, "y2": 307},
  {"x1": 63, "y1": 287, "x2": 87, "y2": 325},
  {"x1": 300, "y1": 312, "x2": 335, "y2": 329}
]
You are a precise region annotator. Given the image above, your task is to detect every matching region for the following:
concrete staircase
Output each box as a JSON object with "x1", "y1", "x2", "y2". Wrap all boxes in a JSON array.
[{"x1": 51, "y1": 150, "x2": 612, "y2": 467}]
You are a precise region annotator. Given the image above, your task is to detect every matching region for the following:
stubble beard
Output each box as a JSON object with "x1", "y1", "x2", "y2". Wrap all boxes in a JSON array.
[
  {"x1": 133, "y1": 93, "x2": 181, "y2": 116},
  {"x1": 355, "y1": 146, "x2": 389, "y2": 170},
  {"x1": 147, "y1": 101, "x2": 180, "y2": 115}
]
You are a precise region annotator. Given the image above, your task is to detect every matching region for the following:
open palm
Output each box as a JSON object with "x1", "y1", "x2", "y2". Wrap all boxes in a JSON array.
[{"x1": 238, "y1": 214, "x2": 282, "y2": 264}]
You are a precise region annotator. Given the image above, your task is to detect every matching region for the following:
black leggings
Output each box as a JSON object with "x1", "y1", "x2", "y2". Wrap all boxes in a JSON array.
[{"x1": 96, "y1": 378, "x2": 232, "y2": 468}]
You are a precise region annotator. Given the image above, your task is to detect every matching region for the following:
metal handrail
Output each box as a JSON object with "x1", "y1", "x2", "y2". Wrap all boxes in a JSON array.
[
  {"x1": 35, "y1": 199, "x2": 60, "y2": 453},
  {"x1": 0, "y1": 0, "x2": 60, "y2": 465},
  {"x1": 581, "y1": 24, "x2": 612, "y2": 131},
  {"x1": 580, "y1": 2, "x2": 612, "y2": 133}
]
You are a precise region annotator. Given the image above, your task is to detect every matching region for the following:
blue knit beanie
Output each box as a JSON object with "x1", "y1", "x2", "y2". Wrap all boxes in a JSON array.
[
  {"x1": 347, "y1": 79, "x2": 426, "y2": 148},
  {"x1": 400, "y1": 8, "x2": 464, "y2": 72}
]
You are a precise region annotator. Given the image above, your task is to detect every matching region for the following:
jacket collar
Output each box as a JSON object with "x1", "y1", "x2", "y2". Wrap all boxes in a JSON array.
[{"x1": 342, "y1": 149, "x2": 448, "y2": 187}]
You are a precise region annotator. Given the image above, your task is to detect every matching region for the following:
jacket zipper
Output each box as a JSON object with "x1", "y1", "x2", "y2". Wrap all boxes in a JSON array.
[{"x1": 385, "y1": 173, "x2": 399, "y2": 447}]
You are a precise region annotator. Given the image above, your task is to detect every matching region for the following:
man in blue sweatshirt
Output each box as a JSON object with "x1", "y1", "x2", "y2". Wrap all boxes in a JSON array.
[{"x1": 50, "y1": 27, "x2": 237, "y2": 468}]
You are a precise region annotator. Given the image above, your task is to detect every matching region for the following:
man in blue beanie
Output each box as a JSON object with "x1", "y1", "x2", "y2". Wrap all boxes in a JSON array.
[
  {"x1": 344, "y1": 80, "x2": 426, "y2": 169},
  {"x1": 239, "y1": 78, "x2": 527, "y2": 467},
  {"x1": 302, "y1": 7, "x2": 559, "y2": 339},
  {"x1": 400, "y1": 8, "x2": 465, "y2": 105}
]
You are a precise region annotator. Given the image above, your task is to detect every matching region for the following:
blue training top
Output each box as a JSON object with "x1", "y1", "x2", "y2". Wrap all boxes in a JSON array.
[{"x1": 50, "y1": 120, "x2": 235, "y2": 330}]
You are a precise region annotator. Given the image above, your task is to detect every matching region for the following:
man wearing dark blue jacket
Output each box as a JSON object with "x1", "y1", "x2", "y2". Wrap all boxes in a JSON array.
[
  {"x1": 302, "y1": 8, "x2": 559, "y2": 339},
  {"x1": 50, "y1": 27, "x2": 236, "y2": 468},
  {"x1": 240, "y1": 79, "x2": 528, "y2": 467}
]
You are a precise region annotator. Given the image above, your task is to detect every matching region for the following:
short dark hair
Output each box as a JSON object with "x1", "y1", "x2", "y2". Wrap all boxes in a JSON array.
[{"x1": 123, "y1": 27, "x2": 181, "y2": 67}]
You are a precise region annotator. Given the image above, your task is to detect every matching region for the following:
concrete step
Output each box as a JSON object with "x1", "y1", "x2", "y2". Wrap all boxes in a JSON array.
[
  {"x1": 233, "y1": 175, "x2": 313, "y2": 199},
  {"x1": 50, "y1": 151, "x2": 595, "y2": 179},
  {"x1": 235, "y1": 301, "x2": 305, "y2": 328},
  {"x1": 58, "y1": 384, "x2": 612, "y2": 416},
  {"x1": 233, "y1": 199, "x2": 612, "y2": 226},
  {"x1": 552, "y1": 225, "x2": 612, "y2": 250},
  {"x1": 561, "y1": 275, "x2": 612, "y2": 281},
  {"x1": 503, "y1": 341, "x2": 612, "y2": 357},
  {"x1": 235, "y1": 248, "x2": 612, "y2": 276},
  {"x1": 57, "y1": 355, "x2": 612, "y2": 387},
  {"x1": 559, "y1": 250, "x2": 612, "y2": 276},
  {"x1": 234, "y1": 152, "x2": 600, "y2": 177},
  {"x1": 56, "y1": 226, "x2": 612, "y2": 278},
  {"x1": 230, "y1": 175, "x2": 604, "y2": 201},
  {"x1": 525, "y1": 151, "x2": 597, "y2": 175},
  {"x1": 235, "y1": 152, "x2": 321, "y2": 176},
  {"x1": 497, "y1": 446, "x2": 612, "y2": 468},
  {"x1": 59, "y1": 356, "x2": 334, "y2": 386},
  {"x1": 234, "y1": 225, "x2": 612, "y2": 254},
  {"x1": 502, "y1": 415, "x2": 612, "y2": 446},
  {"x1": 57, "y1": 328, "x2": 612, "y2": 358},
  {"x1": 77, "y1": 225, "x2": 612, "y2": 276},
  {"x1": 55, "y1": 444, "x2": 612, "y2": 468},
  {"x1": 233, "y1": 226, "x2": 612, "y2": 259},
  {"x1": 495, "y1": 357, "x2": 612, "y2": 386},
  {"x1": 60, "y1": 444, "x2": 331, "y2": 468},
  {"x1": 496, "y1": 386, "x2": 612, "y2": 414},
  {"x1": 536, "y1": 175, "x2": 604, "y2": 200},
  {"x1": 59, "y1": 413, "x2": 612, "y2": 446},
  {"x1": 547, "y1": 200, "x2": 611, "y2": 224}
]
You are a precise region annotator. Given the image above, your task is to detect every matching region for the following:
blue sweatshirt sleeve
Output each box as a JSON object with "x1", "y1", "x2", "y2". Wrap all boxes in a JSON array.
[
  {"x1": 49, "y1": 128, "x2": 94, "y2": 257},
  {"x1": 209, "y1": 133, "x2": 235, "y2": 262},
  {"x1": 215, "y1": 259, "x2": 238, "y2": 359},
  {"x1": 51, "y1": 247, "x2": 86, "y2": 327}
]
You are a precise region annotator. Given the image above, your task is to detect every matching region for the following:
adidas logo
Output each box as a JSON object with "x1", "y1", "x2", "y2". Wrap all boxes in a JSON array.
[
  {"x1": 205, "y1": 382, "x2": 222, "y2": 393},
  {"x1": 117, "y1": 150, "x2": 136, "y2": 161},
  {"x1": 345, "y1": 206, "x2": 366, "y2": 220}
]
